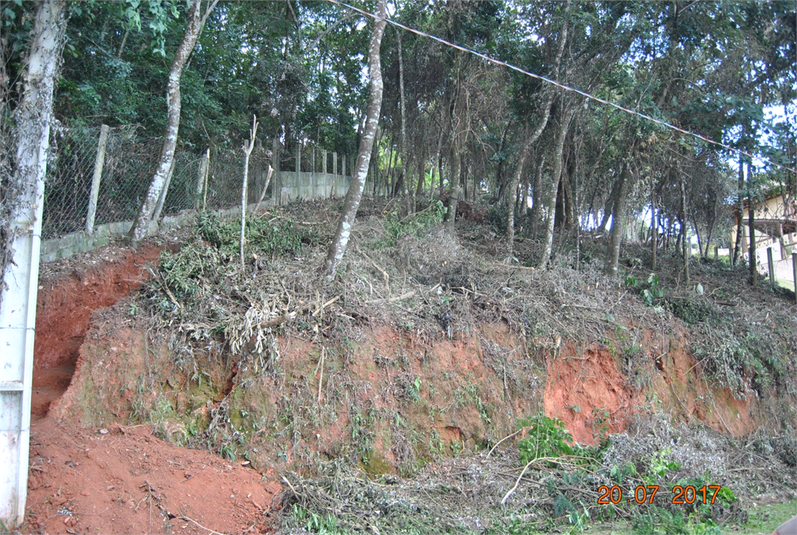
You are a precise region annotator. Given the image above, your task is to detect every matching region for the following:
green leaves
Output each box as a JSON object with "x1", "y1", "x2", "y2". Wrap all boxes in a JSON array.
[{"x1": 517, "y1": 413, "x2": 574, "y2": 463}]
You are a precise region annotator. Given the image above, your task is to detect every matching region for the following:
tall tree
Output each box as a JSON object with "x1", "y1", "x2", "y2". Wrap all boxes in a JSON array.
[
  {"x1": 129, "y1": 0, "x2": 217, "y2": 243},
  {"x1": 323, "y1": 0, "x2": 388, "y2": 279}
]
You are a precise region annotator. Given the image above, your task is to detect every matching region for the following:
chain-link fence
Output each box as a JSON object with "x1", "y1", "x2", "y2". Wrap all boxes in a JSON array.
[{"x1": 42, "y1": 124, "x2": 339, "y2": 240}]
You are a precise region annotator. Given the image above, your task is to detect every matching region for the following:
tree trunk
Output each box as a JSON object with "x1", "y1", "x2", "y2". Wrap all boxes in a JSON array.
[
  {"x1": 323, "y1": 0, "x2": 387, "y2": 279},
  {"x1": 604, "y1": 160, "x2": 631, "y2": 277},
  {"x1": 651, "y1": 187, "x2": 658, "y2": 270},
  {"x1": 747, "y1": 162, "x2": 757, "y2": 286},
  {"x1": 732, "y1": 154, "x2": 744, "y2": 266},
  {"x1": 507, "y1": 95, "x2": 553, "y2": 258},
  {"x1": 129, "y1": 0, "x2": 217, "y2": 243},
  {"x1": 0, "y1": 0, "x2": 66, "y2": 526},
  {"x1": 415, "y1": 150, "x2": 425, "y2": 200},
  {"x1": 241, "y1": 115, "x2": 258, "y2": 271},
  {"x1": 506, "y1": 138, "x2": 528, "y2": 257},
  {"x1": 528, "y1": 155, "x2": 545, "y2": 239},
  {"x1": 396, "y1": 29, "x2": 412, "y2": 213},
  {"x1": 538, "y1": 106, "x2": 576, "y2": 269},
  {"x1": 681, "y1": 177, "x2": 690, "y2": 285}
]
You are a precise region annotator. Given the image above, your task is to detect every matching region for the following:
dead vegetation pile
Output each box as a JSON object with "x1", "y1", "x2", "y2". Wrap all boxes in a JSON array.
[
  {"x1": 122, "y1": 197, "x2": 797, "y2": 533},
  {"x1": 275, "y1": 412, "x2": 796, "y2": 534}
]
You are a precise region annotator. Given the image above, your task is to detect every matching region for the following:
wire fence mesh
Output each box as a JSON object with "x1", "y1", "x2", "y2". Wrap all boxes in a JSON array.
[{"x1": 42, "y1": 124, "x2": 317, "y2": 240}]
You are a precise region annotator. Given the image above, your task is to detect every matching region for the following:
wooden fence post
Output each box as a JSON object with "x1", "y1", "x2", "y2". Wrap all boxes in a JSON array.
[{"x1": 85, "y1": 124, "x2": 110, "y2": 235}]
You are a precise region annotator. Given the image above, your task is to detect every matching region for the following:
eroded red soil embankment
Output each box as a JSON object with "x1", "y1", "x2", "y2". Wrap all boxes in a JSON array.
[
  {"x1": 545, "y1": 336, "x2": 760, "y2": 443},
  {"x1": 29, "y1": 243, "x2": 285, "y2": 535},
  {"x1": 36, "y1": 245, "x2": 762, "y2": 448},
  {"x1": 28, "y1": 246, "x2": 767, "y2": 535},
  {"x1": 33, "y1": 243, "x2": 163, "y2": 418}
]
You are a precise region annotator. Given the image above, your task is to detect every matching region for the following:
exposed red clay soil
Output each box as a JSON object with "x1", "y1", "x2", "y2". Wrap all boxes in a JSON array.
[
  {"x1": 25, "y1": 242, "x2": 764, "y2": 533},
  {"x1": 33, "y1": 243, "x2": 163, "y2": 418},
  {"x1": 544, "y1": 345, "x2": 645, "y2": 444},
  {"x1": 25, "y1": 417, "x2": 281, "y2": 535},
  {"x1": 27, "y1": 243, "x2": 283, "y2": 534},
  {"x1": 544, "y1": 330, "x2": 760, "y2": 444}
]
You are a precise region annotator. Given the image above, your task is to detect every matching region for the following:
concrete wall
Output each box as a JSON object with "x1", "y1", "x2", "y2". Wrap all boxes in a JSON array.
[{"x1": 39, "y1": 169, "x2": 373, "y2": 263}]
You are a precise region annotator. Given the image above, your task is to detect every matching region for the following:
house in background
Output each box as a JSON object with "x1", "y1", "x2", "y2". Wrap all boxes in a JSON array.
[{"x1": 731, "y1": 192, "x2": 797, "y2": 281}]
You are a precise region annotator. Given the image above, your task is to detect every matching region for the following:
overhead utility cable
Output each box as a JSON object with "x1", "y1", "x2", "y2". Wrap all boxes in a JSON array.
[{"x1": 324, "y1": 0, "x2": 795, "y2": 173}]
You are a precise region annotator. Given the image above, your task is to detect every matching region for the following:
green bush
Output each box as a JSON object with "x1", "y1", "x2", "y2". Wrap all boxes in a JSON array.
[{"x1": 517, "y1": 413, "x2": 574, "y2": 463}]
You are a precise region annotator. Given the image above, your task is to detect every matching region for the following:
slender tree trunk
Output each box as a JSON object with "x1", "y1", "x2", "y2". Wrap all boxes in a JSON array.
[
  {"x1": 129, "y1": 0, "x2": 217, "y2": 243},
  {"x1": 495, "y1": 120, "x2": 510, "y2": 202},
  {"x1": 323, "y1": 0, "x2": 387, "y2": 279},
  {"x1": 651, "y1": 186, "x2": 658, "y2": 269},
  {"x1": 538, "y1": 106, "x2": 576, "y2": 268},
  {"x1": 732, "y1": 154, "x2": 744, "y2": 266},
  {"x1": 507, "y1": 95, "x2": 554, "y2": 258},
  {"x1": 604, "y1": 160, "x2": 631, "y2": 276},
  {"x1": 562, "y1": 157, "x2": 576, "y2": 232},
  {"x1": 415, "y1": 150, "x2": 425, "y2": 199},
  {"x1": 681, "y1": 177, "x2": 690, "y2": 284},
  {"x1": 747, "y1": 162, "x2": 757, "y2": 286},
  {"x1": 506, "y1": 139, "x2": 530, "y2": 259},
  {"x1": 691, "y1": 208, "x2": 703, "y2": 258},
  {"x1": 241, "y1": 115, "x2": 258, "y2": 271},
  {"x1": 397, "y1": 29, "x2": 411, "y2": 213},
  {"x1": 529, "y1": 155, "x2": 545, "y2": 239}
]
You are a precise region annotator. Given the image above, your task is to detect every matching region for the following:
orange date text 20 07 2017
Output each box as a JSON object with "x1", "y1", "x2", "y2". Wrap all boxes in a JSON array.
[{"x1": 597, "y1": 485, "x2": 726, "y2": 505}]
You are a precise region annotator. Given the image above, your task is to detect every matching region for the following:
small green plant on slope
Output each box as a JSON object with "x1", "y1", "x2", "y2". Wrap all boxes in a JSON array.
[
  {"x1": 625, "y1": 273, "x2": 664, "y2": 307},
  {"x1": 378, "y1": 199, "x2": 446, "y2": 248},
  {"x1": 517, "y1": 413, "x2": 574, "y2": 463}
]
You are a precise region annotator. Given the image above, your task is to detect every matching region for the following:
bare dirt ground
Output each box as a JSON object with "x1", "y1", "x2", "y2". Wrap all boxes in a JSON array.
[{"x1": 25, "y1": 418, "x2": 281, "y2": 535}]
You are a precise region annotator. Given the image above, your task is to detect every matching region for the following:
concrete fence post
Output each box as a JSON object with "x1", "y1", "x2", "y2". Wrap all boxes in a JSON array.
[
  {"x1": 196, "y1": 148, "x2": 209, "y2": 210},
  {"x1": 792, "y1": 252, "x2": 797, "y2": 302},
  {"x1": 767, "y1": 247, "x2": 775, "y2": 287},
  {"x1": 85, "y1": 124, "x2": 110, "y2": 235}
]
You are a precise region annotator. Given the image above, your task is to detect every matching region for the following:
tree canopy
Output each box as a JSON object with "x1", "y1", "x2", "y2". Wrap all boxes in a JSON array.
[{"x1": 6, "y1": 0, "x2": 796, "y2": 272}]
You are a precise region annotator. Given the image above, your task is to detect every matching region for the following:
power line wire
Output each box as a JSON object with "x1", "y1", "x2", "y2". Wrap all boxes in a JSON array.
[{"x1": 324, "y1": 0, "x2": 796, "y2": 174}]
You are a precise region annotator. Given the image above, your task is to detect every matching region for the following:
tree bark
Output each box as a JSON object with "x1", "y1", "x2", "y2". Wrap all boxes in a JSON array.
[
  {"x1": 507, "y1": 94, "x2": 554, "y2": 258},
  {"x1": 415, "y1": 149, "x2": 425, "y2": 199},
  {"x1": 1, "y1": 0, "x2": 65, "y2": 310},
  {"x1": 322, "y1": 0, "x2": 387, "y2": 279},
  {"x1": 681, "y1": 177, "x2": 690, "y2": 285},
  {"x1": 129, "y1": 0, "x2": 218, "y2": 243},
  {"x1": 651, "y1": 186, "x2": 658, "y2": 270},
  {"x1": 241, "y1": 115, "x2": 258, "y2": 271},
  {"x1": 397, "y1": 28, "x2": 412, "y2": 213},
  {"x1": 604, "y1": 159, "x2": 631, "y2": 277},
  {"x1": 747, "y1": 161, "x2": 757, "y2": 286},
  {"x1": 538, "y1": 106, "x2": 576, "y2": 269},
  {"x1": 732, "y1": 154, "x2": 744, "y2": 266}
]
